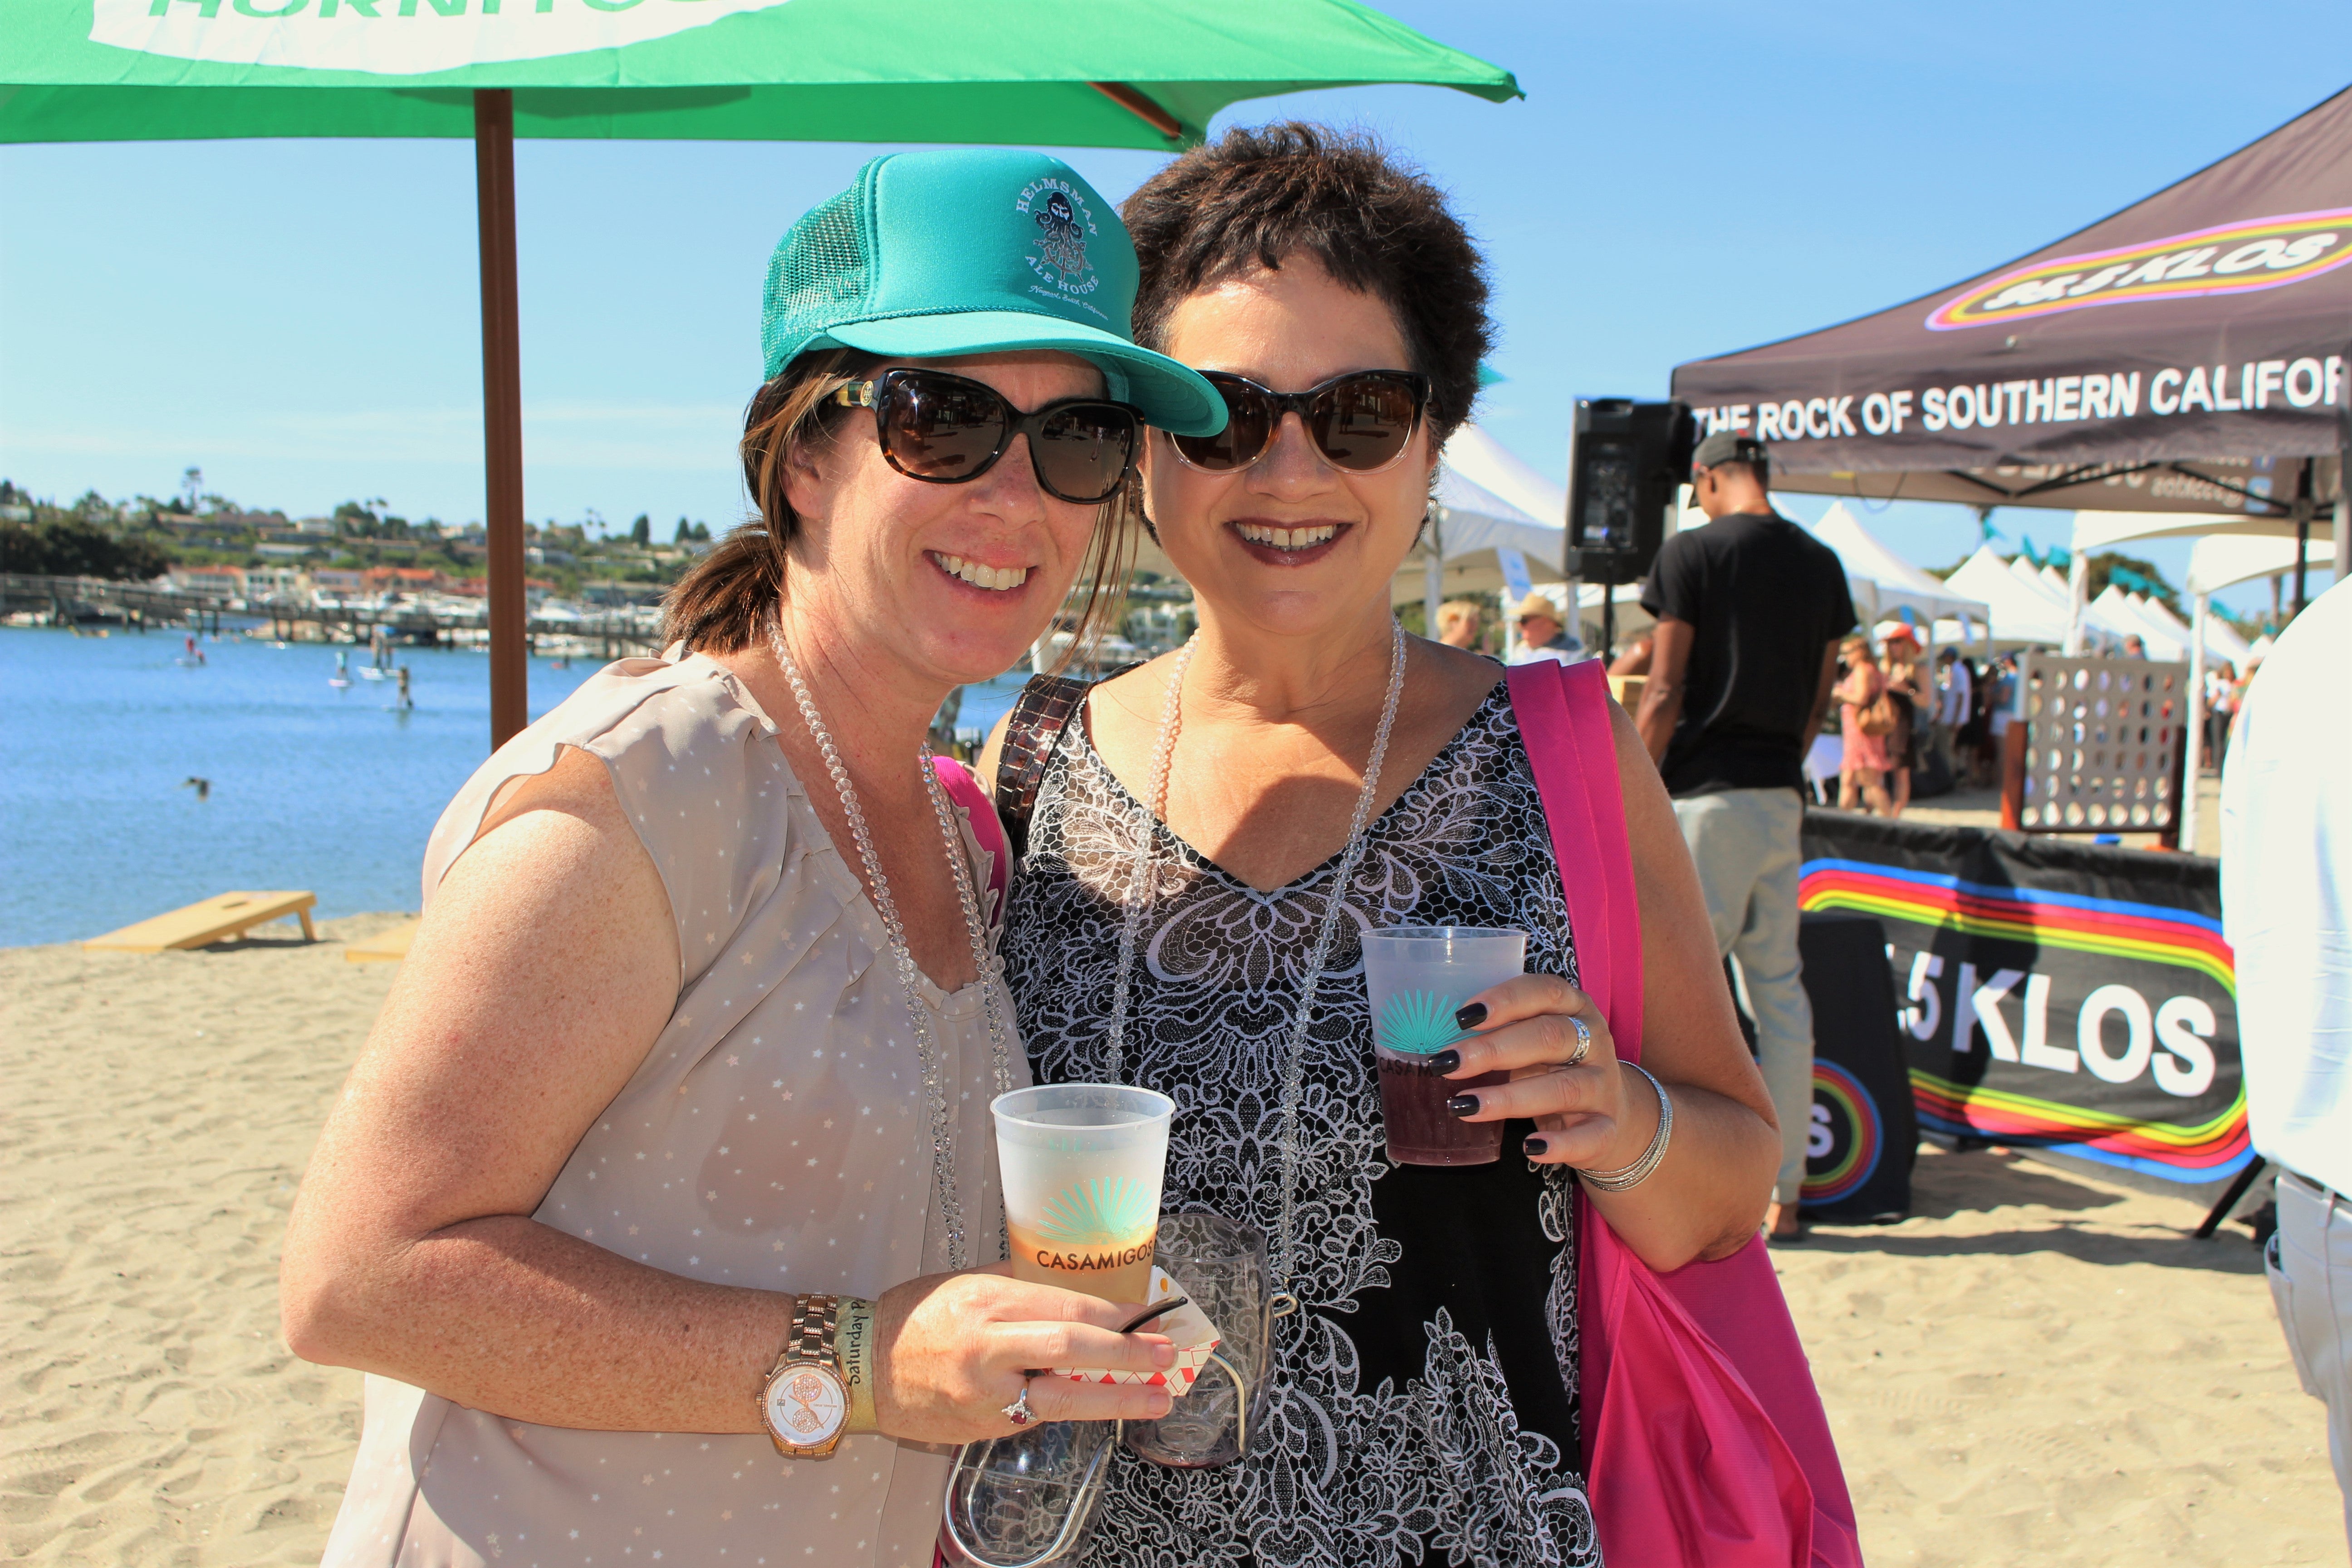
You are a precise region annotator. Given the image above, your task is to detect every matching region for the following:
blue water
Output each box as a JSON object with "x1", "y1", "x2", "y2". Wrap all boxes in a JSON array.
[{"x1": 0, "y1": 627, "x2": 1030, "y2": 948}]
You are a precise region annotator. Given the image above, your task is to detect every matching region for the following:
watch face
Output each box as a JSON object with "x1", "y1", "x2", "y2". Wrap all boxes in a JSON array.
[{"x1": 766, "y1": 1363, "x2": 847, "y2": 1447}]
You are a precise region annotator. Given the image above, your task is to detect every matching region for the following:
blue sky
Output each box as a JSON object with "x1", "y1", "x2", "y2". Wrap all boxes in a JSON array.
[{"x1": 5, "y1": 0, "x2": 2347, "y2": 616}]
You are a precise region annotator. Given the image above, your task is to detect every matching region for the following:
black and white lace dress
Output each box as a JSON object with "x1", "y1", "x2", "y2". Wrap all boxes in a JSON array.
[{"x1": 1001, "y1": 682, "x2": 1603, "y2": 1568}]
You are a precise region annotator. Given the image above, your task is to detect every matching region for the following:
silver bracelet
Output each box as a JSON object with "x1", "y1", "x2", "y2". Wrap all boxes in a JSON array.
[{"x1": 1576, "y1": 1062, "x2": 1673, "y2": 1192}]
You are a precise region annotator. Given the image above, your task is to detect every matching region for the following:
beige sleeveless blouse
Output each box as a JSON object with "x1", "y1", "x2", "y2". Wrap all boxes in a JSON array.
[{"x1": 318, "y1": 651, "x2": 1023, "y2": 1568}]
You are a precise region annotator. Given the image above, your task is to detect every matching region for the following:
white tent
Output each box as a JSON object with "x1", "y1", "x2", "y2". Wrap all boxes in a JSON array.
[
  {"x1": 1943, "y1": 546, "x2": 2074, "y2": 646},
  {"x1": 2014, "y1": 555, "x2": 2144, "y2": 647},
  {"x1": 1390, "y1": 460, "x2": 1570, "y2": 609},
  {"x1": 2064, "y1": 507, "x2": 2337, "y2": 652},
  {"x1": 2087, "y1": 584, "x2": 2186, "y2": 660},
  {"x1": 1441, "y1": 423, "x2": 1566, "y2": 530},
  {"x1": 2133, "y1": 591, "x2": 2250, "y2": 667},
  {"x1": 1808, "y1": 502, "x2": 1989, "y2": 630}
]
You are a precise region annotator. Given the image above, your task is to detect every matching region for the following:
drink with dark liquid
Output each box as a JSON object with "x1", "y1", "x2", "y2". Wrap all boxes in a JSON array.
[
  {"x1": 1375, "y1": 1050, "x2": 1509, "y2": 1165},
  {"x1": 1362, "y1": 927, "x2": 1528, "y2": 1167}
]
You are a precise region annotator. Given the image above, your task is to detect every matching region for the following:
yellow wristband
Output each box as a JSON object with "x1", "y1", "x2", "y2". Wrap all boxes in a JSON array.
[{"x1": 838, "y1": 1298, "x2": 877, "y2": 1435}]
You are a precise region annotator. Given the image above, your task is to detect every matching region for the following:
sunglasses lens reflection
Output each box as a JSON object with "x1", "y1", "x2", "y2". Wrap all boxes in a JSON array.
[
  {"x1": 880, "y1": 376, "x2": 1005, "y2": 480},
  {"x1": 1034, "y1": 406, "x2": 1137, "y2": 504},
  {"x1": 1312, "y1": 377, "x2": 1421, "y2": 471},
  {"x1": 1172, "y1": 377, "x2": 1274, "y2": 472}
]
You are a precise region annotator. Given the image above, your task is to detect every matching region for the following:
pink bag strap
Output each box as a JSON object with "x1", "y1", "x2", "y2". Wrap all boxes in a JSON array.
[
  {"x1": 1505, "y1": 660, "x2": 1642, "y2": 1060},
  {"x1": 931, "y1": 755, "x2": 1010, "y2": 931}
]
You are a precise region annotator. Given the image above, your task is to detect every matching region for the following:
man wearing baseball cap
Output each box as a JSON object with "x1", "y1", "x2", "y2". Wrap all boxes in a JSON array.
[{"x1": 1635, "y1": 432, "x2": 1857, "y2": 1240}]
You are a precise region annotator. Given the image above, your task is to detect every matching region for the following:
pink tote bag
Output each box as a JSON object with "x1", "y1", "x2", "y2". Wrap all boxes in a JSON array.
[{"x1": 1506, "y1": 659, "x2": 1862, "y2": 1568}]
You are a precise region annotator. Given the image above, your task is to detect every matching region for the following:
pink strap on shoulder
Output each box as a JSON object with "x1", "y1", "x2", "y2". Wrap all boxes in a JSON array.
[
  {"x1": 1505, "y1": 660, "x2": 1642, "y2": 1060},
  {"x1": 931, "y1": 756, "x2": 1010, "y2": 929}
]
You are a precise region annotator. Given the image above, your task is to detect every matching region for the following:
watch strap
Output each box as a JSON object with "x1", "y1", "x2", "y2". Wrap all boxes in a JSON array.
[{"x1": 763, "y1": 1294, "x2": 845, "y2": 1457}]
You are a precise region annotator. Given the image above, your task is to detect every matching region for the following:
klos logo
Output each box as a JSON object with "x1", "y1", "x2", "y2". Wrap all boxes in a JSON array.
[{"x1": 1927, "y1": 209, "x2": 2352, "y2": 331}]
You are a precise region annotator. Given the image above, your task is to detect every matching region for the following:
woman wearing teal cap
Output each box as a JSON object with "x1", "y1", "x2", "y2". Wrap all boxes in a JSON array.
[
  {"x1": 987, "y1": 126, "x2": 1787, "y2": 1567},
  {"x1": 283, "y1": 148, "x2": 1223, "y2": 1568}
]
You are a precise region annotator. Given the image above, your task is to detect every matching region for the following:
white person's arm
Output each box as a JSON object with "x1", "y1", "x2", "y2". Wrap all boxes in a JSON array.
[{"x1": 279, "y1": 747, "x2": 1173, "y2": 1440}]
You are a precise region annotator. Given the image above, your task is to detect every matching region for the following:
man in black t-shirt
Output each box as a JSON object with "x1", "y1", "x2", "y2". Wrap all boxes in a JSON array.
[{"x1": 1634, "y1": 432, "x2": 1856, "y2": 1240}]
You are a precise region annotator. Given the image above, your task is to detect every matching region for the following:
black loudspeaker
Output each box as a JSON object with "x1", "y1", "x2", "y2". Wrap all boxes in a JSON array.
[
  {"x1": 1795, "y1": 911, "x2": 1919, "y2": 1222},
  {"x1": 1564, "y1": 398, "x2": 1695, "y2": 587}
]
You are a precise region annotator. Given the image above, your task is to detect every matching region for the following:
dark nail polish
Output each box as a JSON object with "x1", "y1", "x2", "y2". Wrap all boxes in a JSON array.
[
  {"x1": 1524, "y1": 1135, "x2": 1549, "y2": 1157},
  {"x1": 1445, "y1": 1094, "x2": 1480, "y2": 1118},
  {"x1": 1431, "y1": 1049, "x2": 1462, "y2": 1074},
  {"x1": 1454, "y1": 1002, "x2": 1487, "y2": 1030}
]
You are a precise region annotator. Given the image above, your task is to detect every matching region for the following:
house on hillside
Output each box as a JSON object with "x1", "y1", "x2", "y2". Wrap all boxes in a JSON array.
[
  {"x1": 362, "y1": 566, "x2": 448, "y2": 599},
  {"x1": 167, "y1": 564, "x2": 246, "y2": 597}
]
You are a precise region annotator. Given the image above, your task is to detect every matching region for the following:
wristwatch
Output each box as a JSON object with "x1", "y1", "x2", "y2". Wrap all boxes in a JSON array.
[{"x1": 760, "y1": 1294, "x2": 848, "y2": 1459}]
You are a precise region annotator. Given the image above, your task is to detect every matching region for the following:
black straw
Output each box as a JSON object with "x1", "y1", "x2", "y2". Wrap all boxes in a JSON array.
[{"x1": 1117, "y1": 1295, "x2": 1190, "y2": 1334}]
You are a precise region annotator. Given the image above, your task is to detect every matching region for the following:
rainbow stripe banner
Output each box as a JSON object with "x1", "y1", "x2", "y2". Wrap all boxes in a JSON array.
[{"x1": 1799, "y1": 817, "x2": 2248, "y2": 1187}]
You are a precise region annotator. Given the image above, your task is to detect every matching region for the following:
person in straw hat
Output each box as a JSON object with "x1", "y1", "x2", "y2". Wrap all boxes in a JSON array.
[{"x1": 1506, "y1": 588, "x2": 1583, "y2": 665}]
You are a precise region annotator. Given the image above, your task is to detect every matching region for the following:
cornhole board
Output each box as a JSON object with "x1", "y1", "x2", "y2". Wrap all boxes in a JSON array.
[
  {"x1": 84, "y1": 890, "x2": 317, "y2": 952},
  {"x1": 344, "y1": 918, "x2": 420, "y2": 964}
]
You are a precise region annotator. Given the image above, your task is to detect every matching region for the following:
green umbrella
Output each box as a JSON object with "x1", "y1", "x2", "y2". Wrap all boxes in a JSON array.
[{"x1": 5, "y1": 1, "x2": 1518, "y2": 745}]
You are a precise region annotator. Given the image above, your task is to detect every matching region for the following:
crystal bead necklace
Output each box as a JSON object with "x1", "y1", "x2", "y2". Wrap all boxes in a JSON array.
[
  {"x1": 767, "y1": 620, "x2": 1014, "y2": 1273},
  {"x1": 1099, "y1": 619, "x2": 1408, "y2": 1312}
]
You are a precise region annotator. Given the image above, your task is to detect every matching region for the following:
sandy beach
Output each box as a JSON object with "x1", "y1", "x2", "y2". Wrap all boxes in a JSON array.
[{"x1": 2, "y1": 918, "x2": 2338, "y2": 1566}]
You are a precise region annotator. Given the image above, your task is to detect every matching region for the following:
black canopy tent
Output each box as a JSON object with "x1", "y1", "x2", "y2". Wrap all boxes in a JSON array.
[{"x1": 1671, "y1": 85, "x2": 2352, "y2": 541}]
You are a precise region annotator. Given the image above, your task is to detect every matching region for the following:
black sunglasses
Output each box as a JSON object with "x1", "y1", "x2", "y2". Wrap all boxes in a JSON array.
[
  {"x1": 832, "y1": 368, "x2": 1142, "y2": 505},
  {"x1": 1170, "y1": 369, "x2": 1431, "y2": 475}
]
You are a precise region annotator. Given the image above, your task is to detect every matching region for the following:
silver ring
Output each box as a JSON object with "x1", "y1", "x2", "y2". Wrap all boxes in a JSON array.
[
  {"x1": 1000, "y1": 1380, "x2": 1034, "y2": 1427},
  {"x1": 1564, "y1": 1015, "x2": 1592, "y2": 1069}
]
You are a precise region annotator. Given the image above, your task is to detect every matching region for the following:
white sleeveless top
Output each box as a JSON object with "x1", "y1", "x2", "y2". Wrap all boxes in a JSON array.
[{"x1": 318, "y1": 651, "x2": 1021, "y2": 1568}]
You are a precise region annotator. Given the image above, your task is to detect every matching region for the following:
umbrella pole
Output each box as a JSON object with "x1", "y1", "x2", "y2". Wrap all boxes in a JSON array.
[{"x1": 476, "y1": 88, "x2": 528, "y2": 750}]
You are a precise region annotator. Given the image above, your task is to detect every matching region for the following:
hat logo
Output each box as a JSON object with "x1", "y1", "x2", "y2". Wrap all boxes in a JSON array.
[{"x1": 1017, "y1": 178, "x2": 1101, "y2": 307}]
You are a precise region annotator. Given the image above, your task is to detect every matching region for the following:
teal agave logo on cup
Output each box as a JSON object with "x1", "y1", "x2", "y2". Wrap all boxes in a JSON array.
[
  {"x1": 1035, "y1": 1176, "x2": 1157, "y2": 1247},
  {"x1": 1376, "y1": 990, "x2": 1468, "y2": 1056}
]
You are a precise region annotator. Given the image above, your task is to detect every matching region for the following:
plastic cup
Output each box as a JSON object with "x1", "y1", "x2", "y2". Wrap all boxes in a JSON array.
[
  {"x1": 993, "y1": 1084, "x2": 1175, "y2": 1303},
  {"x1": 1361, "y1": 926, "x2": 1527, "y2": 1166}
]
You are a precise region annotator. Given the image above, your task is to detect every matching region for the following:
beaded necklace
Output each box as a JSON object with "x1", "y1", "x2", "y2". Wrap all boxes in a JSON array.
[
  {"x1": 1099, "y1": 620, "x2": 1408, "y2": 1311},
  {"x1": 767, "y1": 622, "x2": 1014, "y2": 1273}
]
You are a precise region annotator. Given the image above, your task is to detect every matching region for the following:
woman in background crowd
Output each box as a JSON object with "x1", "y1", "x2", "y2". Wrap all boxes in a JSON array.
[
  {"x1": 1881, "y1": 627, "x2": 1928, "y2": 816},
  {"x1": 1834, "y1": 633, "x2": 1893, "y2": 814},
  {"x1": 1434, "y1": 597, "x2": 1483, "y2": 651}
]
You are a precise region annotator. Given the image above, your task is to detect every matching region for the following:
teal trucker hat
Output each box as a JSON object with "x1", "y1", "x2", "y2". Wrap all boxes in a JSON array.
[{"x1": 761, "y1": 149, "x2": 1226, "y2": 437}]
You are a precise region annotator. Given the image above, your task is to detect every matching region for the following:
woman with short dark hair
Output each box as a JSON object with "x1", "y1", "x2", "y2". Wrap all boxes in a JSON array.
[{"x1": 984, "y1": 124, "x2": 1779, "y2": 1568}]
